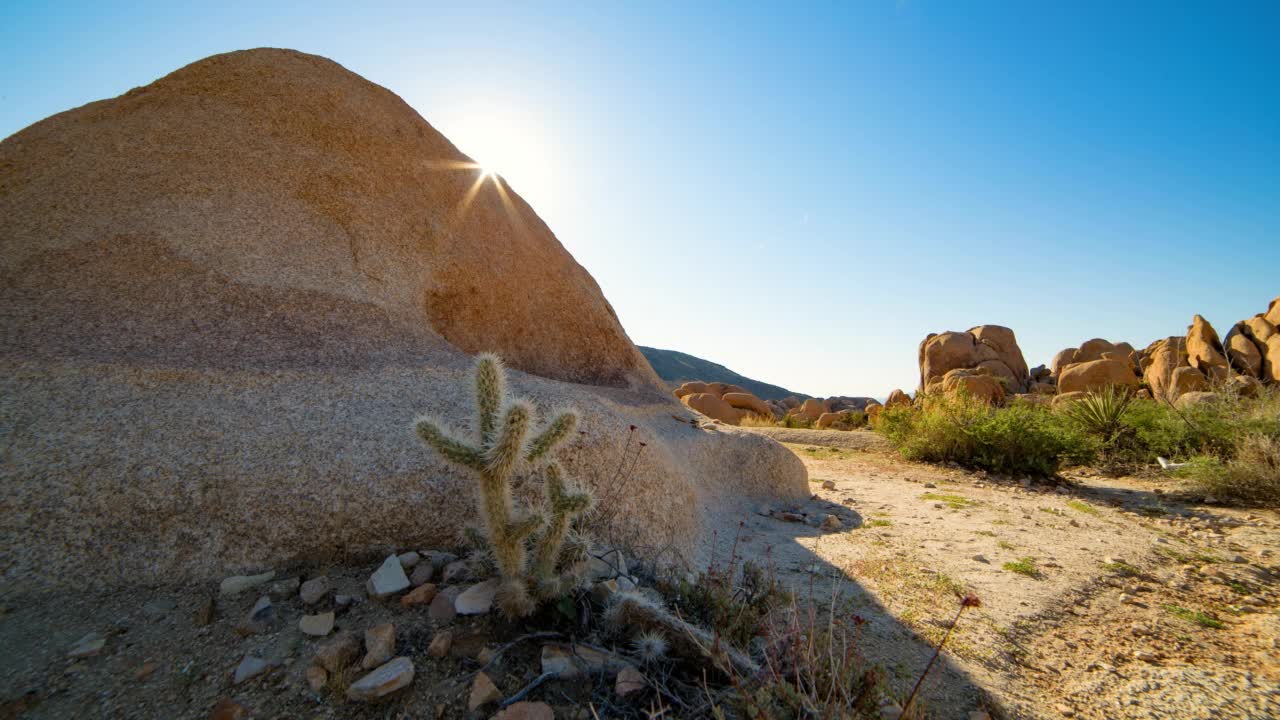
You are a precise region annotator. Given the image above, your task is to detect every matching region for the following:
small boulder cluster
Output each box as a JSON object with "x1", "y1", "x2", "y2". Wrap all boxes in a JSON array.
[
  {"x1": 674, "y1": 381, "x2": 880, "y2": 430},
  {"x1": 674, "y1": 381, "x2": 777, "y2": 425}
]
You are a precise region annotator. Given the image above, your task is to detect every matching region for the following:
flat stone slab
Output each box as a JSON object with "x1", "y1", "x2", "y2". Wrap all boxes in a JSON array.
[{"x1": 347, "y1": 657, "x2": 414, "y2": 702}]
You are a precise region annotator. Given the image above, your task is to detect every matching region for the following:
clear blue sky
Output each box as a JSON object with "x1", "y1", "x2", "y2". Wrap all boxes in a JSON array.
[{"x1": 3, "y1": 2, "x2": 1277, "y2": 396}]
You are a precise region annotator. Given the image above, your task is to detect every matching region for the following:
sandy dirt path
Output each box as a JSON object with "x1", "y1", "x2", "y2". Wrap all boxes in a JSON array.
[{"x1": 725, "y1": 431, "x2": 1280, "y2": 719}]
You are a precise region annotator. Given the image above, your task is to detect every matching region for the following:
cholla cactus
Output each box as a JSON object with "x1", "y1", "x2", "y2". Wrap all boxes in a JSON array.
[{"x1": 414, "y1": 353, "x2": 593, "y2": 617}]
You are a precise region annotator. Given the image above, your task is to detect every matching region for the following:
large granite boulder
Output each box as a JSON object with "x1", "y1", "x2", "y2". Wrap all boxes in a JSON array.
[
  {"x1": 0, "y1": 49, "x2": 806, "y2": 592},
  {"x1": 918, "y1": 325, "x2": 1030, "y2": 395},
  {"x1": 1056, "y1": 357, "x2": 1141, "y2": 395},
  {"x1": 1186, "y1": 315, "x2": 1230, "y2": 383}
]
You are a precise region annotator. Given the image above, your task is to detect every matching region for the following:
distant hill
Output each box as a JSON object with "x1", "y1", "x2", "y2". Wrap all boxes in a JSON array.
[{"x1": 638, "y1": 346, "x2": 806, "y2": 400}]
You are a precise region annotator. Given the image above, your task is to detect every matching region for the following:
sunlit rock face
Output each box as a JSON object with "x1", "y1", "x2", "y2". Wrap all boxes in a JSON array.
[{"x1": 0, "y1": 48, "x2": 807, "y2": 591}]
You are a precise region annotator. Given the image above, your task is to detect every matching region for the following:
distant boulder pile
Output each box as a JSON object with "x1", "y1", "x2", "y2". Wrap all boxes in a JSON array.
[
  {"x1": 674, "y1": 381, "x2": 776, "y2": 425},
  {"x1": 907, "y1": 299, "x2": 1278, "y2": 409},
  {"x1": 917, "y1": 325, "x2": 1031, "y2": 404}
]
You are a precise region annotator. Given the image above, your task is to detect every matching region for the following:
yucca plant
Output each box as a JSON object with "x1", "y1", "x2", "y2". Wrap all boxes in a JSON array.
[
  {"x1": 1063, "y1": 383, "x2": 1135, "y2": 444},
  {"x1": 414, "y1": 353, "x2": 593, "y2": 617}
]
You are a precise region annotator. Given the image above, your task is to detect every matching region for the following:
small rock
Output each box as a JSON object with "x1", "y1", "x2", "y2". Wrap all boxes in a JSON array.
[
  {"x1": 347, "y1": 657, "x2": 414, "y2": 702},
  {"x1": 971, "y1": 554, "x2": 989, "y2": 564},
  {"x1": 429, "y1": 586, "x2": 461, "y2": 623},
  {"x1": 821, "y1": 480, "x2": 836, "y2": 490},
  {"x1": 68, "y1": 632, "x2": 106, "y2": 659},
  {"x1": 220, "y1": 571, "x2": 275, "y2": 596},
  {"x1": 1230, "y1": 555, "x2": 1247, "y2": 564},
  {"x1": 233, "y1": 655, "x2": 269, "y2": 684},
  {"x1": 401, "y1": 583, "x2": 438, "y2": 608},
  {"x1": 591, "y1": 579, "x2": 621, "y2": 604},
  {"x1": 476, "y1": 646, "x2": 496, "y2": 665},
  {"x1": 923, "y1": 482, "x2": 937, "y2": 489},
  {"x1": 299, "y1": 612, "x2": 335, "y2": 637},
  {"x1": 268, "y1": 577, "x2": 300, "y2": 600},
  {"x1": 133, "y1": 662, "x2": 158, "y2": 681},
  {"x1": 442, "y1": 560, "x2": 471, "y2": 584},
  {"x1": 209, "y1": 698, "x2": 249, "y2": 720},
  {"x1": 398, "y1": 551, "x2": 421, "y2": 569},
  {"x1": 361, "y1": 623, "x2": 396, "y2": 669},
  {"x1": 615, "y1": 665, "x2": 646, "y2": 697},
  {"x1": 779, "y1": 512, "x2": 805, "y2": 523},
  {"x1": 314, "y1": 631, "x2": 361, "y2": 672},
  {"x1": 410, "y1": 563, "x2": 435, "y2": 587},
  {"x1": 493, "y1": 702, "x2": 554, "y2": 720},
  {"x1": 1055, "y1": 704, "x2": 1074, "y2": 717},
  {"x1": 1104, "y1": 557, "x2": 1127, "y2": 566},
  {"x1": 469, "y1": 671, "x2": 502, "y2": 710},
  {"x1": 428, "y1": 631, "x2": 453, "y2": 658},
  {"x1": 367, "y1": 555, "x2": 411, "y2": 599},
  {"x1": 194, "y1": 595, "x2": 216, "y2": 626},
  {"x1": 303, "y1": 665, "x2": 327, "y2": 692},
  {"x1": 334, "y1": 594, "x2": 354, "y2": 609},
  {"x1": 586, "y1": 549, "x2": 628, "y2": 582},
  {"x1": 142, "y1": 598, "x2": 177, "y2": 619},
  {"x1": 820, "y1": 514, "x2": 842, "y2": 531},
  {"x1": 423, "y1": 550, "x2": 459, "y2": 569},
  {"x1": 1133, "y1": 650, "x2": 1157, "y2": 663},
  {"x1": 299, "y1": 577, "x2": 331, "y2": 605},
  {"x1": 235, "y1": 595, "x2": 278, "y2": 636},
  {"x1": 456, "y1": 579, "x2": 500, "y2": 615}
]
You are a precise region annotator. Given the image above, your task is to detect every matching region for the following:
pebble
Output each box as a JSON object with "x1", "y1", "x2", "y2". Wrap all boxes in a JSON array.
[
  {"x1": 429, "y1": 587, "x2": 461, "y2": 623},
  {"x1": 314, "y1": 631, "x2": 361, "y2": 672},
  {"x1": 972, "y1": 554, "x2": 989, "y2": 564},
  {"x1": 820, "y1": 514, "x2": 843, "y2": 531},
  {"x1": 410, "y1": 563, "x2": 435, "y2": 587},
  {"x1": 233, "y1": 655, "x2": 269, "y2": 684},
  {"x1": 367, "y1": 555, "x2": 411, "y2": 599},
  {"x1": 1055, "y1": 703, "x2": 1075, "y2": 717},
  {"x1": 299, "y1": 612, "x2": 335, "y2": 637},
  {"x1": 141, "y1": 598, "x2": 177, "y2": 619},
  {"x1": 616, "y1": 665, "x2": 646, "y2": 697},
  {"x1": 267, "y1": 577, "x2": 300, "y2": 600},
  {"x1": 299, "y1": 576, "x2": 331, "y2": 605},
  {"x1": 1133, "y1": 650, "x2": 1158, "y2": 663},
  {"x1": 398, "y1": 551, "x2": 421, "y2": 569},
  {"x1": 210, "y1": 699, "x2": 249, "y2": 720},
  {"x1": 428, "y1": 630, "x2": 453, "y2": 658},
  {"x1": 220, "y1": 571, "x2": 275, "y2": 596},
  {"x1": 401, "y1": 583, "x2": 438, "y2": 607},
  {"x1": 347, "y1": 657, "x2": 414, "y2": 702},
  {"x1": 305, "y1": 665, "x2": 328, "y2": 692},
  {"x1": 493, "y1": 702, "x2": 554, "y2": 720},
  {"x1": 235, "y1": 595, "x2": 278, "y2": 636},
  {"x1": 362, "y1": 623, "x2": 396, "y2": 669},
  {"x1": 456, "y1": 579, "x2": 500, "y2": 615},
  {"x1": 469, "y1": 671, "x2": 501, "y2": 710},
  {"x1": 194, "y1": 595, "x2": 216, "y2": 626},
  {"x1": 821, "y1": 480, "x2": 836, "y2": 490},
  {"x1": 67, "y1": 632, "x2": 106, "y2": 658},
  {"x1": 442, "y1": 560, "x2": 471, "y2": 584}
]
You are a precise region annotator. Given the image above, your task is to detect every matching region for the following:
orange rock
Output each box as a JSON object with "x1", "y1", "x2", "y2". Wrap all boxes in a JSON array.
[
  {"x1": 722, "y1": 391, "x2": 774, "y2": 419},
  {"x1": 680, "y1": 393, "x2": 743, "y2": 425},
  {"x1": 1186, "y1": 315, "x2": 1230, "y2": 382},
  {"x1": 1057, "y1": 358, "x2": 1139, "y2": 395},
  {"x1": 884, "y1": 389, "x2": 911, "y2": 408},
  {"x1": 400, "y1": 583, "x2": 437, "y2": 607}
]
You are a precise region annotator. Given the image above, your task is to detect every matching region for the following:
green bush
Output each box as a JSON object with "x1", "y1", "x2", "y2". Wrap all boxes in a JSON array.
[{"x1": 875, "y1": 392, "x2": 1094, "y2": 476}]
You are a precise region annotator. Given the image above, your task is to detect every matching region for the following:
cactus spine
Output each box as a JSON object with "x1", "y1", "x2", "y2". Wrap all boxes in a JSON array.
[{"x1": 414, "y1": 353, "x2": 593, "y2": 617}]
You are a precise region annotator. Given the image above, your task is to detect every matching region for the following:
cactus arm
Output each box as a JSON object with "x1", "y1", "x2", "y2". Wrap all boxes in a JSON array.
[
  {"x1": 525, "y1": 410, "x2": 577, "y2": 463},
  {"x1": 531, "y1": 462, "x2": 593, "y2": 589},
  {"x1": 474, "y1": 354, "x2": 505, "y2": 446},
  {"x1": 486, "y1": 401, "x2": 531, "y2": 479},
  {"x1": 414, "y1": 418, "x2": 485, "y2": 470}
]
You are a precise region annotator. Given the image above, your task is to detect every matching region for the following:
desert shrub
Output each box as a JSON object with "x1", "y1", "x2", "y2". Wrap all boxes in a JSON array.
[
  {"x1": 738, "y1": 413, "x2": 782, "y2": 428},
  {"x1": 1104, "y1": 388, "x2": 1280, "y2": 470},
  {"x1": 781, "y1": 413, "x2": 813, "y2": 429},
  {"x1": 876, "y1": 391, "x2": 1094, "y2": 476},
  {"x1": 1179, "y1": 433, "x2": 1280, "y2": 505}
]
